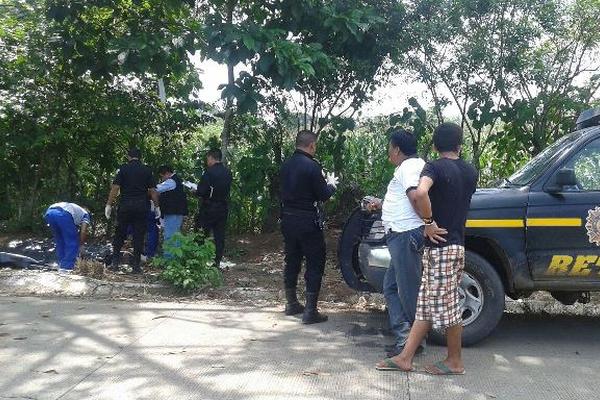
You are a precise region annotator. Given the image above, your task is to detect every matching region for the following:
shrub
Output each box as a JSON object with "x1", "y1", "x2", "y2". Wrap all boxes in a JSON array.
[{"x1": 153, "y1": 232, "x2": 222, "y2": 291}]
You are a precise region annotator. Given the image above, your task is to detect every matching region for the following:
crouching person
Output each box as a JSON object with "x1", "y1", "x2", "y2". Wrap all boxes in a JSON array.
[{"x1": 44, "y1": 202, "x2": 91, "y2": 273}]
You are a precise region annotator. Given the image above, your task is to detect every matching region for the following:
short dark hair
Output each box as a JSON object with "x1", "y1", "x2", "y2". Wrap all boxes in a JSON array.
[
  {"x1": 433, "y1": 123, "x2": 463, "y2": 152},
  {"x1": 128, "y1": 148, "x2": 141, "y2": 159},
  {"x1": 158, "y1": 165, "x2": 173, "y2": 174},
  {"x1": 295, "y1": 130, "x2": 317, "y2": 148},
  {"x1": 389, "y1": 129, "x2": 417, "y2": 156},
  {"x1": 207, "y1": 148, "x2": 222, "y2": 161}
]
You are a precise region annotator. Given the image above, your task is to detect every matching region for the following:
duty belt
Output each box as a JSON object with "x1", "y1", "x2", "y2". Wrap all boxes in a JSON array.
[{"x1": 281, "y1": 207, "x2": 317, "y2": 219}]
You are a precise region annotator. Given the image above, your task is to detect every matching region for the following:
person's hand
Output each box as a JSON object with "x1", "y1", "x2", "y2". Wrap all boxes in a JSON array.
[
  {"x1": 183, "y1": 181, "x2": 198, "y2": 191},
  {"x1": 367, "y1": 199, "x2": 382, "y2": 212},
  {"x1": 104, "y1": 204, "x2": 112, "y2": 219},
  {"x1": 154, "y1": 206, "x2": 161, "y2": 220},
  {"x1": 326, "y1": 172, "x2": 339, "y2": 188},
  {"x1": 424, "y1": 221, "x2": 447, "y2": 244}
]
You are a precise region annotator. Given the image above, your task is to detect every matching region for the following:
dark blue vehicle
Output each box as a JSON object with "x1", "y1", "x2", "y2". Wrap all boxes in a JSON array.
[{"x1": 339, "y1": 108, "x2": 600, "y2": 345}]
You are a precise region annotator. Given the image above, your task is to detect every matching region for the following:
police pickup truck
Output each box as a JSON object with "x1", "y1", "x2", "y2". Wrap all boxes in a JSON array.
[{"x1": 338, "y1": 108, "x2": 600, "y2": 345}]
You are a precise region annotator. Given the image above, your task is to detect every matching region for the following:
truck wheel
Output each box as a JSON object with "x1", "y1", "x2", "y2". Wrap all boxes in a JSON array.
[
  {"x1": 429, "y1": 251, "x2": 505, "y2": 347},
  {"x1": 337, "y1": 208, "x2": 376, "y2": 292}
]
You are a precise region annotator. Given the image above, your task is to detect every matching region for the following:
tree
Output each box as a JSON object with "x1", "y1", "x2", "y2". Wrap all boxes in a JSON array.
[
  {"x1": 198, "y1": 0, "x2": 408, "y2": 161},
  {"x1": 0, "y1": 0, "x2": 208, "y2": 228},
  {"x1": 497, "y1": 0, "x2": 600, "y2": 157},
  {"x1": 399, "y1": 0, "x2": 600, "y2": 171}
]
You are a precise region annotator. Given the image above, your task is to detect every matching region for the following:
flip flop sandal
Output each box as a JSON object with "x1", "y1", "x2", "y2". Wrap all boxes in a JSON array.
[
  {"x1": 375, "y1": 358, "x2": 413, "y2": 372},
  {"x1": 425, "y1": 361, "x2": 465, "y2": 375}
]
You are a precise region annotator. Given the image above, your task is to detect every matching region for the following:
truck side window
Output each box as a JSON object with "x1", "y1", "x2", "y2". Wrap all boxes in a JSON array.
[{"x1": 564, "y1": 138, "x2": 600, "y2": 191}]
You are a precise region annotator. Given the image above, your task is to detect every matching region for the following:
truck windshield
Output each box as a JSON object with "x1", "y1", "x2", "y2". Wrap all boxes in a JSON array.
[{"x1": 507, "y1": 134, "x2": 578, "y2": 186}]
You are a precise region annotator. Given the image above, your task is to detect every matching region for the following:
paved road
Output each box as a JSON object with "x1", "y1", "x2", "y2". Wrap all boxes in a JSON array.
[{"x1": 0, "y1": 296, "x2": 598, "y2": 400}]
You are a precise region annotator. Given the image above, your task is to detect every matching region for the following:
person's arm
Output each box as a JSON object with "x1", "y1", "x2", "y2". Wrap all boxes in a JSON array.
[
  {"x1": 367, "y1": 198, "x2": 383, "y2": 211},
  {"x1": 104, "y1": 184, "x2": 119, "y2": 219},
  {"x1": 156, "y1": 178, "x2": 176, "y2": 193},
  {"x1": 196, "y1": 171, "x2": 211, "y2": 198},
  {"x1": 149, "y1": 188, "x2": 160, "y2": 209},
  {"x1": 79, "y1": 222, "x2": 89, "y2": 244},
  {"x1": 410, "y1": 177, "x2": 434, "y2": 219},
  {"x1": 79, "y1": 212, "x2": 91, "y2": 244},
  {"x1": 312, "y1": 167, "x2": 335, "y2": 202},
  {"x1": 410, "y1": 176, "x2": 447, "y2": 244},
  {"x1": 106, "y1": 184, "x2": 119, "y2": 205},
  {"x1": 143, "y1": 169, "x2": 160, "y2": 214}
]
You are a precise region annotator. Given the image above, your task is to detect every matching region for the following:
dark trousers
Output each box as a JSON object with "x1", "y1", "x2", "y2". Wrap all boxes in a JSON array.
[
  {"x1": 281, "y1": 215, "x2": 326, "y2": 293},
  {"x1": 126, "y1": 209, "x2": 159, "y2": 257},
  {"x1": 195, "y1": 205, "x2": 228, "y2": 266},
  {"x1": 112, "y1": 199, "x2": 148, "y2": 268}
]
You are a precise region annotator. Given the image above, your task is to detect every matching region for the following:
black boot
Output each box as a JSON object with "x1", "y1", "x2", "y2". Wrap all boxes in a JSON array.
[
  {"x1": 131, "y1": 265, "x2": 143, "y2": 274},
  {"x1": 302, "y1": 292, "x2": 328, "y2": 324},
  {"x1": 108, "y1": 253, "x2": 120, "y2": 272},
  {"x1": 284, "y1": 288, "x2": 304, "y2": 315}
]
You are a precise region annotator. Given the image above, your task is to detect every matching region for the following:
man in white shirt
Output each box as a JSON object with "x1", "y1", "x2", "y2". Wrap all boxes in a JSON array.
[
  {"x1": 368, "y1": 129, "x2": 436, "y2": 356},
  {"x1": 44, "y1": 202, "x2": 91, "y2": 273}
]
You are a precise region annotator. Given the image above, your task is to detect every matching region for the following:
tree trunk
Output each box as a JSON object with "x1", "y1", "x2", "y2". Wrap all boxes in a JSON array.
[{"x1": 220, "y1": 1, "x2": 236, "y2": 166}]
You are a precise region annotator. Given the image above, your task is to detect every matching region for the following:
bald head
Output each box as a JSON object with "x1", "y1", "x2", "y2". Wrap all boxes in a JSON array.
[{"x1": 296, "y1": 130, "x2": 318, "y2": 155}]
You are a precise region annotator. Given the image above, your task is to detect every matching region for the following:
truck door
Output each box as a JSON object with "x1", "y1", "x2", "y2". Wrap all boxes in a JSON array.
[{"x1": 526, "y1": 137, "x2": 600, "y2": 281}]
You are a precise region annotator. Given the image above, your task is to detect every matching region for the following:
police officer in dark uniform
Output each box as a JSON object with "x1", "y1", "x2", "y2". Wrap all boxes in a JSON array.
[
  {"x1": 105, "y1": 148, "x2": 159, "y2": 274},
  {"x1": 191, "y1": 149, "x2": 232, "y2": 267},
  {"x1": 280, "y1": 130, "x2": 338, "y2": 324}
]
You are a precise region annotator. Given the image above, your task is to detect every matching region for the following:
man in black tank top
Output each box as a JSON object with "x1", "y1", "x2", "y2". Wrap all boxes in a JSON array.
[{"x1": 377, "y1": 123, "x2": 478, "y2": 375}]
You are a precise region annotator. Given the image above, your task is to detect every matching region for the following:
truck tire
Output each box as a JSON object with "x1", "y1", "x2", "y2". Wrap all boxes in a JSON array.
[
  {"x1": 429, "y1": 251, "x2": 505, "y2": 346},
  {"x1": 337, "y1": 208, "x2": 375, "y2": 292}
]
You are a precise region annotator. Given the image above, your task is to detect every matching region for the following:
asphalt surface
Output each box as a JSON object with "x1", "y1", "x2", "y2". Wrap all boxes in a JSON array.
[{"x1": 1, "y1": 296, "x2": 599, "y2": 400}]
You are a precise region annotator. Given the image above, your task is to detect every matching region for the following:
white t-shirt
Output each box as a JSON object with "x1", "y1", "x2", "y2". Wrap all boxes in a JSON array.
[
  {"x1": 381, "y1": 157, "x2": 425, "y2": 233},
  {"x1": 49, "y1": 202, "x2": 91, "y2": 227}
]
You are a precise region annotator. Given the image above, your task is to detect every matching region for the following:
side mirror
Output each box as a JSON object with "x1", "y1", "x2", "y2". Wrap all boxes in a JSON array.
[
  {"x1": 547, "y1": 168, "x2": 577, "y2": 192},
  {"x1": 556, "y1": 168, "x2": 577, "y2": 186}
]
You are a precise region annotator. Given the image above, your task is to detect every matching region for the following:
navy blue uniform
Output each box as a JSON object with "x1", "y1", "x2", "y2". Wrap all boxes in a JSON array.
[
  {"x1": 194, "y1": 162, "x2": 232, "y2": 266},
  {"x1": 280, "y1": 150, "x2": 335, "y2": 293}
]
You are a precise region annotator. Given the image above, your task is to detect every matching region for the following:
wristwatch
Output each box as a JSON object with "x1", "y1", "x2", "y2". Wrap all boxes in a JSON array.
[{"x1": 422, "y1": 216, "x2": 434, "y2": 225}]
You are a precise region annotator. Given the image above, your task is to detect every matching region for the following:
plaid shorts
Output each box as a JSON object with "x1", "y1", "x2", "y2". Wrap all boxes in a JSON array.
[{"x1": 415, "y1": 245, "x2": 465, "y2": 330}]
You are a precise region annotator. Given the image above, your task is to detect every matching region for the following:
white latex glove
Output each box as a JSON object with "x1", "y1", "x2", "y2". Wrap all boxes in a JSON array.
[
  {"x1": 325, "y1": 172, "x2": 339, "y2": 188},
  {"x1": 104, "y1": 205, "x2": 112, "y2": 219},
  {"x1": 183, "y1": 180, "x2": 198, "y2": 191},
  {"x1": 154, "y1": 206, "x2": 162, "y2": 220}
]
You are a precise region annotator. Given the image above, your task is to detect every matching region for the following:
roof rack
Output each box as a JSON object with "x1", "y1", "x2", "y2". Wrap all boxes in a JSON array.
[{"x1": 576, "y1": 108, "x2": 600, "y2": 130}]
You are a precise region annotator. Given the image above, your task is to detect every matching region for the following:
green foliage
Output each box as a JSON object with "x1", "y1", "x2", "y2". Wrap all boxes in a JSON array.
[
  {"x1": 46, "y1": 0, "x2": 199, "y2": 79},
  {"x1": 399, "y1": 0, "x2": 600, "y2": 170},
  {"x1": 0, "y1": 1, "x2": 208, "y2": 230},
  {"x1": 153, "y1": 233, "x2": 221, "y2": 292},
  {"x1": 3, "y1": 0, "x2": 600, "y2": 235},
  {"x1": 200, "y1": 0, "x2": 407, "y2": 129}
]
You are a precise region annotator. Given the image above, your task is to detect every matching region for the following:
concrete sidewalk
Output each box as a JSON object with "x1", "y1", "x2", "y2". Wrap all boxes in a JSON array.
[{"x1": 0, "y1": 296, "x2": 597, "y2": 400}]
